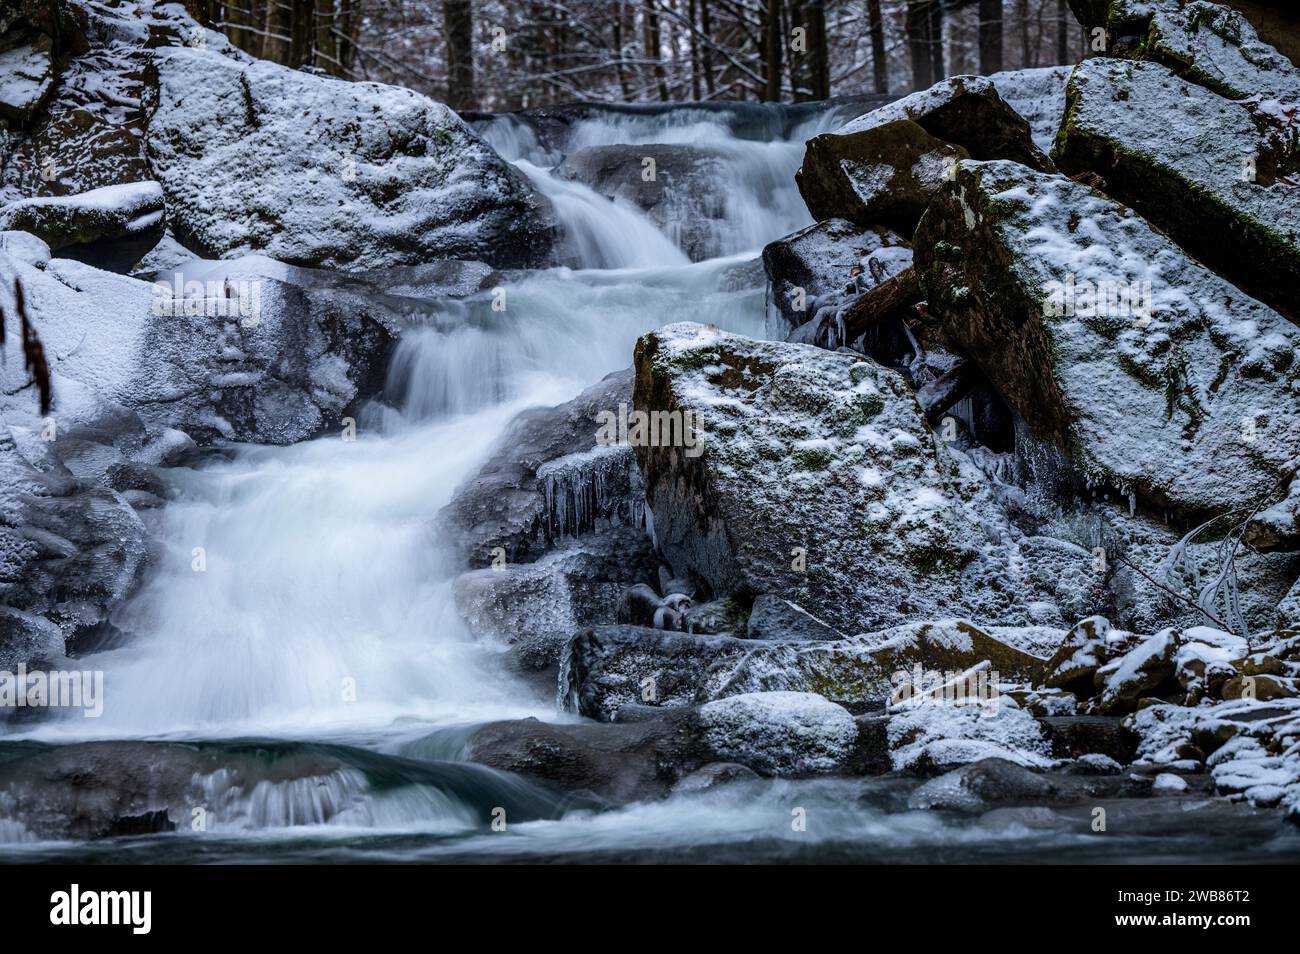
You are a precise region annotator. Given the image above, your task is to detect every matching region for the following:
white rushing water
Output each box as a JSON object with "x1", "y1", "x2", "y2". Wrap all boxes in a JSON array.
[{"x1": 16, "y1": 106, "x2": 808, "y2": 742}]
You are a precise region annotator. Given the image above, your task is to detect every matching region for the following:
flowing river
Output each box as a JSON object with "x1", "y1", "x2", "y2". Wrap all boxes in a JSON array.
[{"x1": 2, "y1": 103, "x2": 1296, "y2": 863}]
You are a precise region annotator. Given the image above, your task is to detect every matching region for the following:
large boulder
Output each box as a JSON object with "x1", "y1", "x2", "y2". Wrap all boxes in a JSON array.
[
  {"x1": 3, "y1": 250, "x2": 399, "y2": 446},
  {"x1": 797, "y1": 75, "x2": 1052, "y2": 232},
  {"x1": 1054, "y1": 57, "x2": 1300, "y2": 323},
  {"x1": 914, "y1": 160, "x2": 1300, "y2": 545},
  {"x1": 562, "y1": 620, "x2": 1050, "y2": 721},
  {"x1": 760, "y1": 217, "x2": 910, "y2": 340},
  {"x1": 697, "y1": 691, "x2": 858, "y2": 776},
  {"x1": 0, "y1": 181, "x2": 164, "y2": 271},
  {"x1": 632, "y1": 322, "x2": 1080, "y2": 632},
  {"x1": 143, "y1": 46, "x2": 555, "y2": 270},
  {"x1": 463, "y1": 711, "x2": 708, "y2": 802},
  {"x1": 1127, "y1": 0, "x2": 1300, "y2": 102},
  {"x1": 439, "y1": 369, "x2": 647, "y2": 568}
]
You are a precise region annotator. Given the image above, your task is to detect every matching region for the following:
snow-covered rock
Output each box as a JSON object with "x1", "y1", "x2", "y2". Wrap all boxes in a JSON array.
[
  {"x1": 143, "y1": 46, "x2": 555, "y2": 271},
  {"x1": 800, "y1": 75, "x2": 1052, "y2": 233},
  {"x1": 1055, "y1": 57, "x2": 1300, "y2": 323},
  {"x1": 632, "y1": 322, "x2": 1098, "y2": 632},
  {"x1": 760, "y1": 217, "x2": 910, "y2": 340},
  {"x1": 0, "y1": 181, "x2": 164, "y2": 271},
  {"x1": 1128, "y1": 695, "x2": 1300, "y2": 819},
  {"x1": 887, "y1": 699, "x2": 1052, "y2": 772},
  {"x1": 0, "y1": 38, "x2": 55, "y2": 123},
  {"x1": 1143, "y1": 0, "x2": 1300, "y2": 102},
  {"x1": 915, "y1": 160, "x2": 1300, "y2": 546},
  {"x1": 988, "y1": 65, "x2": 1073, "y2": 154},
  {"x1": 697, "y1": 691, "x2": 858, "y2": 776},
  {"x1": 0, "y1": 229, "x2": 50, "y2": 266},
  {"x1": 0, "y1": 418, "x2": 147, "y2": 666},
  {"x1": 3, "y1": 251, "x2": 397, "y2": 446},
  {"x1": 563, "y1": 619, "x2": 1050, "y2": 721}
]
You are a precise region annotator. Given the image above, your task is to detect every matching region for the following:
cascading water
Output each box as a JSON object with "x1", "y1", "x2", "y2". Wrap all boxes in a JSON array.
[{"x1": 4, "y1": 103, "x2": 1282, "y2": 864}]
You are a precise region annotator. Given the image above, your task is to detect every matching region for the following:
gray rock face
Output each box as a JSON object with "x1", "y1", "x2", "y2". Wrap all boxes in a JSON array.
[
  {"x1": 0, "y1": 420, "x2": 146, "y2": 666},
  {"x1": 556, "y1": 144, "x2": 728, "y2": 261},
  {"x1": 0, "y1": 181, "x2": 164, "y2": 272},
  {"x1": 143, "y1": 46, "x2": 555, "y2": 271},
  {"x1": 746, "y1": 594, "x2": 844, "y2": 641},
  {"x1": 631, "y1": 322, "x2": 1082, "y2": 632},
  {"x1": 915, "y1": 160, "x2": 1300, "y2": 545},
  {"x1": 1054, "y1": 57, "x2": 1300, "y2": 323},
  {"x1": 440, "y1": 369, "x2": 646, "y2": 567},
  {"x1": 562, "y1": 620, "x2": 1048, "y2": 721},
  {"x1": 464, "y1": 710, "x2": 708, "y2": 802},
  {"x1": 452, "y1": 527, "x2": 658, "y2": 670}
]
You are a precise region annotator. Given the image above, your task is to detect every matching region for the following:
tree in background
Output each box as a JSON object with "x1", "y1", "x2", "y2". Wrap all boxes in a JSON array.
[{"x1": 201, "y1": 0, "x2": 1085, "y2": 110}]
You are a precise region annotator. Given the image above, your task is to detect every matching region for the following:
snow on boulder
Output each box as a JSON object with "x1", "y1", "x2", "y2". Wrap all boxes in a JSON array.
[
  {"x1": 0, "y1": 229, "x2": 50, "y2": 266},
  {"x1": 760, "y1": 217, "x2": 910, "y2": 340},
  {"x1": 632, "y1": 322, "x2": 1089, "y2": 632},
  {"x1": 562, "y1": 619, "x2": 1051, "y2": 721},
  {"x1": 1054, "y1": 57, "x2": 1300, "y2": 323},
  {"x1": 0, "y1": 38, "x2": 56, "y2": 123},
  {"x1": 2, "y1": 250, "x2": 397, "y2": 446},
  {"x1": 914, "y1": 160, "x2": 1300, "y2": 546},
  {"x1": 988, "y1": 65, "x2": 1073, "y2": 154},
  {"x1": 887, "y1": 697, "x2": 1052, "y2": 773},
  {"x1": 697, "y1": 691, "x2": 858, "y2": 776},
  {"x1": 799, "y1": 75, "x2": 1052, "y2": 232},
  {"x1": 0, "y1": 181, "x2": 164, "y2": 271},
  {"x1": 1143, "y1": 0, "x2": 1300, "y2": 102},
  {"x1": 143, "y1": 46, "x2": 555, "y2": 271}
]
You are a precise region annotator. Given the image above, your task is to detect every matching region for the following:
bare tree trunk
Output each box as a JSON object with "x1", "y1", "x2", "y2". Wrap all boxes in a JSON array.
[
  {"x1": 613, "y1": 3, "x2": 633, "y2": 101},
  {"x1": 688, "y1": 0, "x2": 702, "y2": 99},
  {"x1": 644, "y1": 0, "x2": 670, "y2": 101},
  {"x1": 443, "y1": 0, "x2": 475, "y2": 109},
  {"x1": 1017, "y1": 0, "x2": 1031, "y2": 68},
  {"x1": 906, "y1": 0, "x2": 943, "y2": 90},
  {"x1": 699, "y1": 0, "x2": 716, "y2": 95},
  {"x1": 763, "y1": 0, "x2": 784, "y2": 101},
  {"x1": 289, "y1": 0, "x2": 313, "y2": 67},
  {"x1": 979, "y1": 0, "x2": 1003, "y2": 74},
  {"x1": 805, "y1": 0, "x2": 828, "y2": 99},
  {"x1": 1056, "y1": 0, "x2": 1070, "y2": 63},
  {"x1": 867, "y1": 0, "x2": 887, "y2": 94}
]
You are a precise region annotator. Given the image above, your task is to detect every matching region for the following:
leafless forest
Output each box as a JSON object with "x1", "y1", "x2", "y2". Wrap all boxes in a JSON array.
[{"x1": 186, "y1": 0, "x2": 1087, "y2": 109}]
